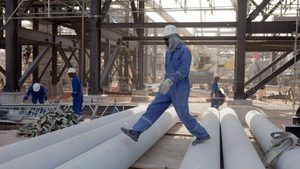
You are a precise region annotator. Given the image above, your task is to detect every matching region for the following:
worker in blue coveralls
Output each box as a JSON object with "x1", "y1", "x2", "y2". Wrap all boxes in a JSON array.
[
  {"x1": 211, "y1": 76, "x2": 220, "y2": 109},
  {"x1": 121, "y1": 25, "x2": 210, "y2": 146},
  {"x1": 67, "y1": 68, "x2": 84, "y2": 121},
  {"x1": 23, "y1": 83, "x2": 48, "y2": 104}
]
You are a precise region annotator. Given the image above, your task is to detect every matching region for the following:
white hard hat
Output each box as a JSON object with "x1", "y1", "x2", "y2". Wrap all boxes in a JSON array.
[
  {"x1": 33, "y1": 83, "x2": 41, "y2": 92},
  {"x1": 67, "y1": 67, "x2": 77, "y2": 74},
  {"x1": 162, "y1": 25, "x2": 178, "y2": 37}
]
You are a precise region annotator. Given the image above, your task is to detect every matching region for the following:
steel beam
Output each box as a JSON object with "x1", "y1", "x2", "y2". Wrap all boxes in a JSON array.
[
  {"x1": 5, "y1": 0, "x2": 18, "y2": 92},
  {"x1": 100, "y1": 22, "x2": 237, "y2": 28},
  {"x1": 18, "y1": 28, "x2": 75, "y2": 48},
  {"x1": 123, "y1": 36, "x2": 297, "y2": 41},
  {"x1": 261, "y1": 0, "x2": 283, "y2": 22},
  {"x1": 245, "y1": 52, "x2": 288, "y2": 86},
  {"x1": 234, "y1": 0, "x2": 247, "y2": 99},
  {"x1": 100, "y1": 44, "x2": 121, "y2": 85},
  {"x1": 102, "y1": 40, "x2": 110, "y2": 87},
  {"x1": 137, "y1": 0, "x2": 145, "y2": 89},
  {"x1": 100, "y1": 22, "x2": 300, "y2": 34},
  {"x1": 125, "y1": 48, "x2": 137, "y2": 84},
  {"x1": 101, "y1": 0, "x2": 112, "y2": 22},
  {"x1": 245, "y1": 52, "x2": 300, "y2": 98},
  {"x1": 18, "y1": 45, "x2": 52, "y2": 87},
  {"x1": 247, "y1": 0, "x2": 272, "y2": 22},
  {"x1": 18, "y1": 0, "x2": 34, "y2": 17},
  {"x1": 52, "y1": 23, "x2": 58, "y2": 84},
  {"x1": 38, "y1": 56, "x2": 53, "y2": 83},
  {"x1": 57, "y1": 45, "x2": 73, "y2": 68},
  {"x1": 57, "y1": 48, "x2": 77, "y2": 82},
  {"x1": 0, "y1": 66, "x2": 5, "y2": 76},
  {"x1": 32, "y1": 9, "x2": 39, "y2": 83},
  {"x1": 79, "y1": 15, "x2": 86, "y2": 85},
  {"x1": 89, "y1": 0, "x2": 101, "y2": 94}
]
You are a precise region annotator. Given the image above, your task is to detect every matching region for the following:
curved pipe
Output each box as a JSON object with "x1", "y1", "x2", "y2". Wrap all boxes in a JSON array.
[
  {"x1": 221, "y1": 108, "x2": 265, "y2": 169},
  {"x1": 179, "y1": 107, "x2": 220, "y2": 169},
  {"x1": 0, "y1": 106, "x2": 146, "y2": 164},
  {"x1": 54, "y1": 108, "x2": 179, "y2": 169},
  {"x1": 246, "y1": 110, "x2": 300, "y2": 169}
]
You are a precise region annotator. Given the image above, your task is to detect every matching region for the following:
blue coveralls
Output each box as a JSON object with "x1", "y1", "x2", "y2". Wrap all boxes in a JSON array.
[
  {"x1": 23, "y1": 85, "x2": 47, "y2": 104},
  {"x1": 132, "y1": 42, "x2": 209, "y2": 139},
  {"x1": 71, "y1": 75, "x2": 83, "y2": 115},
  {"x1": 211, "y1": 80, "x2": 220, "y2": 108}
]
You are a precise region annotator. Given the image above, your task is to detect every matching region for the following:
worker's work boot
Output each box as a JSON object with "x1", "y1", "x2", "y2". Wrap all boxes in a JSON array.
[
  {"x1": 76, "y1": 115, "x2": 84, "y2": 122},
  {"x1": 121, "y1": 127, "x2": 141, "y2": 142},
  {"x1": 192, "y1": 135, "x2": 211, "y2": 146}
]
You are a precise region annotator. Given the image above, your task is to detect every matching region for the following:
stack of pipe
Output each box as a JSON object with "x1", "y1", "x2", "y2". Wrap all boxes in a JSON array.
[
  {"x1": 54, "y1": 108, "x2": 178, "y2": 169},
  {"x1": 246, "y1": 110, "x2": 300, "y2": 169},
  {"x1": 0, "y1": 106, "x2": 179, "y2": 169},
  {"x1": 179, "y1": 107, "x2": 220, "y2": 169},
  {"x1": 0, "y1": 106, "x2": 146, "y2": 167}
]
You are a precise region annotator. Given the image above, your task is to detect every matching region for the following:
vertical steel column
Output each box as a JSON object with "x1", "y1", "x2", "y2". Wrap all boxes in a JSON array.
[
  {"x1": 52, "y1": 22, "x2": 58, "y2": 84},
  {"x1": 79, "y1": 3, "x2": 86, "y2": 85},
  {"x1": 32, "y1": 8, "x2": 39, "y2": 83},
  {"x1": 102, "y1": 40, "x2": 110, "y2": 86},
  {"x1": 233, "y1": 0, "x2": 247, "y2": 99},
  {"x1": 137, "y1": 0, "x2": 145, "y2": 89},
  {"x1": 4, "y1": 0, "x2": 18, "y2": 92},
  {"x1": 89, "y1": 0, "x2": 100, "y2": 94},
  {"x1": 152, "y1": 28, "x2": 157, "y2": 83},
  {"x1": 0, "y1": 6, "x2": 3, "y2": 38}
]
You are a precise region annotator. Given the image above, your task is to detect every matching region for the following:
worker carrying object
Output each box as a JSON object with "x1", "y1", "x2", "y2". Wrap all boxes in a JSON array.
[
  {"x1": 121, "y1": 25, "x2": 210, "y2": 146},
  {"x1": 23, "y1": 83, "x2": 48, "y2": 104},
  {"x1": 67, "y1": 67, "x2": 84, "y2": 121}
]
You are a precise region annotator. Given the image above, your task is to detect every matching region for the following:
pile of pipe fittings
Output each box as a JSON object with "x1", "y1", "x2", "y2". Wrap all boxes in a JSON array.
[{"x1": 19, "y1": 108, "x2": 78, "y2": 137}]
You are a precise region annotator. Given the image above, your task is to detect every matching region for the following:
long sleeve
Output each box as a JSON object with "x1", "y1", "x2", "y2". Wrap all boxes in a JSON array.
[
  {"x1": 167, "y1": 47, "x2": 191, "y2": 84},
  {"x1": 23, "y1": 86, "x2": 33, "y2": 100}
]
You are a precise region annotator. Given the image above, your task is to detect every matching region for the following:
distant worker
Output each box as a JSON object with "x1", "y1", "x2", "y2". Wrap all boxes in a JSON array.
[
  {"x1": 211, "y1": 76, "x2": 221, "y2": 109},
  {"x1": 23, "y1": 83, "x2": 48, "y2": 104},
  {"x1": 121, "y1": 25, "x2": 210, "y2": 145},
  {"x1": 67, "y1": 67, "x2": 84, "y2": 121}
]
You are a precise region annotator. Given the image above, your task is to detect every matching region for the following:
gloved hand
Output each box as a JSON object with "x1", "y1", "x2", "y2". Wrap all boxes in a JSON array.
[
  {"x1": 159, "y1": 79, "x2": 173, "y2": 94},
  {"x1": 23, "y1": 95, "x2": 29, "y2": 102}
]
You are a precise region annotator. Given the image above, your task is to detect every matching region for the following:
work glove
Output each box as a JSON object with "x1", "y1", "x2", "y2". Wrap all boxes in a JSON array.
[
  {"x1": 159, "y1": 79, "x2": 173, "y2": 94},
  {"x1": 23, "y1": 95, "x2": 29, "y2": 102}
]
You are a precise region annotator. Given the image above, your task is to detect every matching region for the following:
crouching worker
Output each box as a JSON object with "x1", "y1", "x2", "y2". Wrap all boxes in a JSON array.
[
  {"x1": 23, "y1": 83, "x2": 48, "y2": 104},
  {"x1": 67, "y1": 68, "x2": 84, "y2": 121}
]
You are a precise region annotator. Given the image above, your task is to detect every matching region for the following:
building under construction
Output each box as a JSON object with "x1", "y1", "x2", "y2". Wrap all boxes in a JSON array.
[{"x1": 0, "y1": 0, "x2": 300, "y2": 169}]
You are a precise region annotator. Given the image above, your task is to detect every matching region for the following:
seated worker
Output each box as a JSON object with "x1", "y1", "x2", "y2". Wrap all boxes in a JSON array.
[{"x1": 23, "y1": 83, "x2": 48, "y2": 104}]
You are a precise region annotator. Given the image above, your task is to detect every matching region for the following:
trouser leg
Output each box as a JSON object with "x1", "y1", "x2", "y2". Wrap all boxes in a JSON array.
[
  {"x1": 132, "y1": 93, "x2": 171, "y2": 133},
  {"x1": 173, "y1": 96, "x2": 209, "y2": 138}
]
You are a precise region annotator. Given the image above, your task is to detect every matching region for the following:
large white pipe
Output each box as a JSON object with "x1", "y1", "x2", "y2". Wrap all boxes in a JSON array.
[
  {"x1": 221, "y1": 108, "x2": 265, "y2": 169},
  {"x1": 0, "y1": 106, "x2": 146, "y2": 164},
  {"x1": 0, "y1": 110, "x2": 146, "y2": 169},
  {"x1": 246, "y1": 110, "x2": 300, "y2": 169},
  {"x1": 54, "y1": 108, "x2": 179, "y2": 169},
  {"x1": 245, "y1": 110, "x2": 281, "y2": 153},
  {"x1": 179, "y1": 108, "x2": 220, "y2": 169}
]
